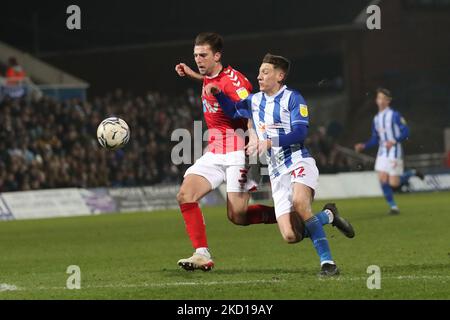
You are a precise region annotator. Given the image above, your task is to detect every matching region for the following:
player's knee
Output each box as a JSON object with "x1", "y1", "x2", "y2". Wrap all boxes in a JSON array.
[
  {"x1": 390, "y1": 181, "x2": 400, "y2": 188},
  {"x1": 379, "y1": 174, "x2": 389, "y2": 184},
  {"x1": 389, "y1": 178, "x2": 401, "y2": 188},
  {"x1": 292, "y1": 199, "x2": 309, "y2": 219},
  {"x1": 282, "y1": 231, "x2": 301, "y2": 244},
  {"x1": 227, "y1": 207, "x2": 249, "y2": 226},
  {"x1": 227, "y1": 213, "x2": 249, "y2": 226},
  {"x1": 226, "y1": 203, "x2": 249, "y2": 225},
  {"x1": 176, "y1": 188, "x2": 194, "y2": 204}
]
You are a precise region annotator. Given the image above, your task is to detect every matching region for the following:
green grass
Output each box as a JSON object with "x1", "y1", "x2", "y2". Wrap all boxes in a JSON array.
[{"x1": 0, "y1": 192, "x2": 449, "y2": 299}]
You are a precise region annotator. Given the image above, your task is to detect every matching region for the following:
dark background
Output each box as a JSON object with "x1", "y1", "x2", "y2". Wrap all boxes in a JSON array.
[
  {"x1": 1, "y1": 0, "x2": 450, "y2": 153},
  {"x1": 1, "y1": 0, "x2": 369, "y2": 53}
]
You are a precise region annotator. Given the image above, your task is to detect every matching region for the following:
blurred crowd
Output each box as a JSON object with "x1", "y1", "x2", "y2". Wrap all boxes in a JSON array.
[
  {"x1": 0, "y1": 89, "x2": 202, "y2": 191},
  {"x1": 307, "y1": 125, "x2": 351, "y2": 174},
  {"x1": 0, "y1": 89, "x2": 350, "y2": 192}
]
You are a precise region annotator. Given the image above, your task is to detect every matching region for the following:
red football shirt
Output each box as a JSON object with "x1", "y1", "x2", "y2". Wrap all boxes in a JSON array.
[{"x1": 202, "y1": 66, "x2": 253, "y2": 154}]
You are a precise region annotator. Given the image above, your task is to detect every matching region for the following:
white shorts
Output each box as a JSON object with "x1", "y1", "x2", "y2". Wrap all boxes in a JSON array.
[
  {"x1": 375, "y1": 156, "x2": 404, "y2": 176},
  {"x1": 270, "y1": 158, "x2": 319, "y2": 219},
  {"x1": 184, "y1": 151, "x2": 257, "y2": 193}
]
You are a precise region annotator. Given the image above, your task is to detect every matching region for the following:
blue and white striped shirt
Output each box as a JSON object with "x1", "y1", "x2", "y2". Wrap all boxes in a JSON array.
[
  {"x1": 366, "y1": 107, "x2": 409, "y2": 159},
  {"x1": 226, "y1": 85, "x2": 310, "y2": 178}
]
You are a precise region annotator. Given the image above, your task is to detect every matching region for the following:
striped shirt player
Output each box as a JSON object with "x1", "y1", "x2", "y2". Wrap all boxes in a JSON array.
[
  {"x1": 215, "y1": 84, "x2": 319, "y2": 219},
  {"x1": 356, "y1": 88, "x2": 422, "y2": 214},
  {"x1": 365, "y1": 107, "x2": 409, "y2": 176},
  {"x1": 204, "y1": 53, "x2": 357, "y2": 277}
]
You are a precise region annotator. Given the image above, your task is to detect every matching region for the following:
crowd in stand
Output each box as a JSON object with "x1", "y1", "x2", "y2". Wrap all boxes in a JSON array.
[{"x1": 0, "y1": 87, "x2": 351, "y2": 192}]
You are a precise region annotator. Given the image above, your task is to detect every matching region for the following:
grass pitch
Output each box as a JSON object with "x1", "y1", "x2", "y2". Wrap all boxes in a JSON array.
[{"x1": 0, "y1": 192, "x2": 449, "y2": 299}]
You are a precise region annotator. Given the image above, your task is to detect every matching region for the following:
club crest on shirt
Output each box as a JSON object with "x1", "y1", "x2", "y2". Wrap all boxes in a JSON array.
[
  {"x1": 236, "y1": 87, "x2": 249, "y2": 99},
  {"x1": 300, "y1": 104, "x2": 308, "y2": 117}
]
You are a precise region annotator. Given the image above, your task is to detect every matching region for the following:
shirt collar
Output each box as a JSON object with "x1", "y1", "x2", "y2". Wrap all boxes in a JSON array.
[
  {"x1": 205, "y1": 65, "x2": 226, "y2": 79},
  {"x1": 263, "y1": 85, "x2": 287, "y2": 100},
  {"x1": 378, "y1": 106, "x2": 391, "y2": 115}
]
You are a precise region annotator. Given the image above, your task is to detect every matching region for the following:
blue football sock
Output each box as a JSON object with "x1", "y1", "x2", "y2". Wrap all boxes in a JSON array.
[
  {"x1": 316, "y1": 210, "x2": 331, "y2": 225},
  {"x1": 381, "y1": 182, "x2": 397, "y2": 208},
  {"x1": 400, "y1": 169, "x2": 415, "y2": 186},
  {"x1": 304, "y1": 216, "x2": 333, "y2": 264},
  {"x1": 303, "y1": 210, "x2": 331, "y2": 238}
]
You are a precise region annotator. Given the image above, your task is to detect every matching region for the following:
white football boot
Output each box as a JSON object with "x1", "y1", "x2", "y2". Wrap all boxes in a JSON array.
[{"x1": 177, "y1": 252, "x2": 214, "y2": 272}]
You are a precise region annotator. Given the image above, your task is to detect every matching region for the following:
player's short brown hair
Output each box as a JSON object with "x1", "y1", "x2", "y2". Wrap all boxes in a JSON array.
[
  {"x1": 194, "y1": 32, "x2": 224, "y2": 53},
  {"x1": 376, "y1": 87, "x2": 393, "y2": 99},
  {"x1": 262, "y1": 53, "x2": 290, "y2": 83}
]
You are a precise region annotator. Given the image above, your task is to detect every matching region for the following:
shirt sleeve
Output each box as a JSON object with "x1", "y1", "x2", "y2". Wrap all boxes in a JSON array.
[
  {"x1": 271, "y1": 123, "x2": 308, "y2": 147},
  {"x1": 289, "y1": 92, "x2": 309, "y2": 127},
  {"x1": 215, "y1": 92, "x2": 252, "y2": 119},
  {"x1": 222, "y1": 70, "x2": 253, "y2": 102},
  {"x1": 364, "y1": 120, "x2": 379, "y2": 150},
  {"x1": 393, "y1": 111, "x2": 409, "y2": 142}
]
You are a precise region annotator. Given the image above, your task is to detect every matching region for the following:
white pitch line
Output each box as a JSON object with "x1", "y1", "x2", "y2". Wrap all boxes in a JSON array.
[
  {"x1": 3, "y1": 275, "x2": 449, "y2": 292},
  {"x1": 319, "y1": 275, "x2": 450, "y2": 281},
  {"x1": 26, "y1": 279, "x2": 284, "y2": 291},
  {"x1": 0, "y1": 283, "x2": 19, "y2": 292},
  {"x1": 86, "y1": 279, "x2": 285, "y2": 289}
]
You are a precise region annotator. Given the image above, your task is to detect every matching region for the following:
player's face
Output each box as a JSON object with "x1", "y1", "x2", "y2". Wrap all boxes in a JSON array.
[
  {"x1": 194, "y1": 45, "x2": 221, "y2": 76},
  {"x1": 376, "y1": 93, "x2": 391, "y2": 110},
  {"x1": 257, "y1": 63, "x2": 284, "y2": 94}
]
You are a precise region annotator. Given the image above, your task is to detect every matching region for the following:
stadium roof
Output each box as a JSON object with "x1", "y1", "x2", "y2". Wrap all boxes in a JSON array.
[{"x1": 0, "y1": 0, "x2": 373, "y2": 54}]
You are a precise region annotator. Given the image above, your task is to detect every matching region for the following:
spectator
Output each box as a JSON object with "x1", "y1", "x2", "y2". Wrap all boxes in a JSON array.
[
  {"x1": 6, "y1": 57, "x2": 26, "y2": 84},
  {"x1": 5, "y1": 57, "x2": 27, "y2": 98}
]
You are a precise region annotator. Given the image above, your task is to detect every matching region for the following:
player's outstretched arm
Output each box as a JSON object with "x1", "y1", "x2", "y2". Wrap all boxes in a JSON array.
[
  {"x1": 215, "y1": 92, "x2": 252, "y2": 119},
  {"x1": 355, "y1": 121, "x2": 379, "y2": 152},
  {"x1": 203, "y1": 83, "x2": 252, "y2": 119},
  {"x1": 175, "y1": 63, "x2": 204, "y2": 82}
]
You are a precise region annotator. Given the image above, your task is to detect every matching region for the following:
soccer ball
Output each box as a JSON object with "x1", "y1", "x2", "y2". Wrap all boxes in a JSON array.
[{"x1": 97, "y1": 117, "x2": 130, "y2": 150}]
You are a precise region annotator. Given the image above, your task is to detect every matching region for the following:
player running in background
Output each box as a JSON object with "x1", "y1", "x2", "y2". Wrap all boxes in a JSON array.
[
  {"x1": 174, "y1": 33, "x2": 280, "y2": 271},
  {"x1": 354, "y1": 88, "x2": 424, "y2": 215},
  {"x1": 204, "y1": 53, "x2": 355, "y2": 276}
]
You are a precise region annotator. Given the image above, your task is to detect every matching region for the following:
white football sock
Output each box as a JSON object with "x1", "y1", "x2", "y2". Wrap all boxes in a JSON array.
[{"x1": 324, "y1": 209, "x2": 334, "y2": 224}]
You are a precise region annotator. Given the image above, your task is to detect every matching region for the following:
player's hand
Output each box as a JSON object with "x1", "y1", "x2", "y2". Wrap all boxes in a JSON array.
[
  {"x1": 245, "y1": 131, "x2": 259, "y2": 156},
  {"x1": 175, "y1": 63, "x2": 188, "y2": 77},
  {"x1": 203, "y1": 83, "x2": 221, "y2": 96},
  {"x1": 175, "y1": 63, "x2": 203, "y2": 81},
  {"x1": 354, "y1": 143, "x2": 365, "y2": 153},
  {"x1": 257, "y1": 139, "x2": 272, "y2": 156},
  {"x1": 385, "y1": 140, "x2": 396, "y2": 150}
]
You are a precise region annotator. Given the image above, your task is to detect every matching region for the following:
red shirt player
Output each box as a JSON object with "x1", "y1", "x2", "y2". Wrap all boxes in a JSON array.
[
  {"x1": 202, "y1": 65, "x2": 251, "y2": 154},
  {"x1": 174, "y1": 33, "x2": 277, "y2": 271}
]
